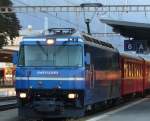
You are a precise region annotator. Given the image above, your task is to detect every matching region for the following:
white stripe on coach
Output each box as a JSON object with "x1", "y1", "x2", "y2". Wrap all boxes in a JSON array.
[{"x1": 15, "y1": 77, "x2": 85, "y2": 81}]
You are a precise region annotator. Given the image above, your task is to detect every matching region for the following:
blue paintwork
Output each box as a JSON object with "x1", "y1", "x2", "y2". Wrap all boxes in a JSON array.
[
  {"x1": 16, "y1": 36, "x2": 86, "y2": 90},
  {"x1": 12, "y1": 51, "x2": 18, "y2": 65},
  {"x1": 15, "y1": 35, "x2": 121, "y2": 111},
  {"x1": 16, "y1": 80, "x2": 85, "y2": 90},
  {"x1": 84, "y1": 80, "x2": 121, "y2": 105},
  {"x1": 16, "y1": 67, "x2": 85, "y2": 89},
  {"x1": 20, "y1": 36, "x2": 83, "y2": 45}
]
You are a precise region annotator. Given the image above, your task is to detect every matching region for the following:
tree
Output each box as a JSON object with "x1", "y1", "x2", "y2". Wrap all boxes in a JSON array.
[{"x1": 0, "y1": 0, "x2": 21, "y2": 48}]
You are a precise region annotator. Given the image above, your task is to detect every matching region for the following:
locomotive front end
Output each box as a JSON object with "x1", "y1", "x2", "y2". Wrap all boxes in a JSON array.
[{"x1": 15, "y1": 33, "x2": 86, "y2": 120}]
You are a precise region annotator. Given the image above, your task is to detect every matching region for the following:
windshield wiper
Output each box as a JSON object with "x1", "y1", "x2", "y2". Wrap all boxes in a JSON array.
[{"x1": 36, "y1": 41, "x2": 48, "y2": 57}]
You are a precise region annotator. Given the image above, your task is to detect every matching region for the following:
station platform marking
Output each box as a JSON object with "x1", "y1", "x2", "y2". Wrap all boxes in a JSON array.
[{"x1": 86, "y1": 98, "x2": 149, "y2": 121}]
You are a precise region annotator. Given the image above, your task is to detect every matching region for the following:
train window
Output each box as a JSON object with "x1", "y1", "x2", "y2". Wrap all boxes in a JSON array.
[
  {"x1": 141, "y1": 65, "x2": 142, "y2": 76},
  {"x1": 128, "y1": 63, "x2": 130, "y2": 77},
  {"x1": 138, "y1": 66, "x2": 139, "y2": 77},
  {"x1": 19, "y1": 45, "x2": 83, "y2": 67},
  {"x1": 135, "y1": 64, "x2": 137, "y2": 77},
  {"x1": 130, "y1": 63, "x2": 133, "y2": 77},
  {"x1": 138, "y1": 64, "x2": 140, "y2": 77},
  {"x1": 139, "y1": 65, "x2": 141, "y2": 77},
  {"x1": 133, "y1": 64, "x2": 135, "y2": 77},
  {"x1": 140, "y1": 65, "x2": 142, "y2": 77},
  {"x1": 139, "y1": 66, "x2": 141, "y2": 77},
  {"x1": 134, "y1": 64, "x2": 137, "y2": 77},
  {"x1": 136, "y1": 64, "x2": 138, "y2": 77},
  {"x1": 128, "y1": 63, "x2": 131, "y2": 77},
  {"x1": 130, "y1": 63, "x2": 132, "y2": 77},
  {"x1": 132, "y1": 63, "x2": 134, "y2": 77},
  {"x1": 131, "y1": 64, "x2": 132, "y2": 77},
  {"x1": 126, "y1": 64, "x2": 128, "y2": 78},
  {"x1": 126, "y1": 63, "x2": 128, "y2": 77},
  {"x1": 137, "y1": 65, "x2": 139, "y2": 77},
  {"x1": 149, "y1": 66, "x2": 150, "y2": 77},
  {"x1": 134, "y1": 64, "x2": 135, "y2": 77},
  {"x1": 126, "y1": 63, "x2": 129, "y2": 77},
  {"x1": 138, "y1": 65, "x2": 140, "y2": 77},
  {"x1": 124, "y1": 63, "x2": 128, "y2": 78},
  {"x1": 130, "y1": 64, "x2": 132, "y2": 77}
]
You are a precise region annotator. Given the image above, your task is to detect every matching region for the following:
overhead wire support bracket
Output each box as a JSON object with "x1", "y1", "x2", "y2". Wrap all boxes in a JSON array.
[{"x1": 1, "y1": 5, "x2": 150, "y2": 13}]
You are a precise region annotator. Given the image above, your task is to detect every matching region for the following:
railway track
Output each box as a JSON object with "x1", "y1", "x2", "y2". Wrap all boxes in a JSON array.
[
  {"x1": 0, "y1": 96, "x2": 16, "y2": 101},
  {"x1": 0, "y1": 103, "x2": 17, "y2": 111},
  {"x1": 0, "y1": 97, "x2": 17, "y2": 111}
]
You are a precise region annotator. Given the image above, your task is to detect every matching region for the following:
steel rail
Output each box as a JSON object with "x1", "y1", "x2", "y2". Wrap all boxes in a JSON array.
[{"x1": 0, "y1": 103, "x2": 17, "y2": 111}]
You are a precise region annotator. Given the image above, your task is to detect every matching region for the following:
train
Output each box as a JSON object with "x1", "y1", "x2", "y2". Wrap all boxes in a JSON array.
[{"x1": 13, "y1": 28, "x2": 150, "y2": 121}]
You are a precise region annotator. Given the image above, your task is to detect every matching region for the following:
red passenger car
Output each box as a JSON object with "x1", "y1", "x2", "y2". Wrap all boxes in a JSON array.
[
  {"x1": 144, "y1": 60, "x2": 150, "y2": 93},
  {"x1": 120, "y1": 54, "x2": 144, "y2": 97}
]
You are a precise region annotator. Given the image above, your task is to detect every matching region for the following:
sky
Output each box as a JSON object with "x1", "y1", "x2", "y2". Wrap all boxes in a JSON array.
[
  {"x1": 10, "y1": 0, "x2": 150, "y2": 57},
  {"x1": 11, "y1": 0, "x2": 150, "y2": 30}
]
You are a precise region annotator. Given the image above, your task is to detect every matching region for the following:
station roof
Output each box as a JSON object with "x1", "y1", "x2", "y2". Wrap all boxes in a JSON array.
[{"x1": 100, "y1": 19, "x2": 150, "y2": 40}]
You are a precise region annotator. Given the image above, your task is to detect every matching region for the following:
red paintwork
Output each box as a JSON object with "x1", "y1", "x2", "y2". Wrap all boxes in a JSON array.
[
  {"x1": 144, "y1": 61, "x2": 150, "y2": 91},
  {"x1": 120, "y1": 54, "x2": 145, "y2": 96}
]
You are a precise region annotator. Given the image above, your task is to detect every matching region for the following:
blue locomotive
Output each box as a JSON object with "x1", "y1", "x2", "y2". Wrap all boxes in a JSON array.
[{"x1": 14, "y1": 28, "x2": 121, "y2": 120}]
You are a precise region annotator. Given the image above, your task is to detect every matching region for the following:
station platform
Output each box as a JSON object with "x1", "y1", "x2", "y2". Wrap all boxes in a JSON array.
[
  {"x1": 0, "y1": 88, "x2": 16, "y2": 97},
  {"x1": 87, "y1": 96, "x2": 150, "y2": 121}
]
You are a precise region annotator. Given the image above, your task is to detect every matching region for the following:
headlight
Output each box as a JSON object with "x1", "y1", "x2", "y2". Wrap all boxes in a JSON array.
[
  {"x1": 47, "y1": 39, "x2": 55, "y2": 45},
  {"x1": 68, "y1": 93, "x2": 78, "y2": 99},
  {"x1": 19, "y1": 93, "x2": 27, "y2": 98}
]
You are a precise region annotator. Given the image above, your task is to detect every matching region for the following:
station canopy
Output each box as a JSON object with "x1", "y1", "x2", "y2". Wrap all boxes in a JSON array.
[{"x1": 100, "y1": 19, "x2": 150, "y2": 40}]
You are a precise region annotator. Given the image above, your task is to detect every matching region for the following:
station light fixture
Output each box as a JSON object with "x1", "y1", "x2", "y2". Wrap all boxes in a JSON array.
[{"x1": 19, "y1": 92, "x2": 27, "y2": 98}]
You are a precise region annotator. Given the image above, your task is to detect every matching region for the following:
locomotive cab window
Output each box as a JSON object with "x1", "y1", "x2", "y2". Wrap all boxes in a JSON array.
[{"x1": 18, "y1": 45, "x2": 83, "y2": 67}]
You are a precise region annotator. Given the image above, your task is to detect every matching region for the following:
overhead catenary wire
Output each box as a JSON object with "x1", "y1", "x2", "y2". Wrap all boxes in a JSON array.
[
  {"x1": 63, "y1": 0, "x2": 77, "y2": 5},
  {"x1": 12, "y1": 0, "x2": 45, "y2": 20},
  {"x1": 10, "y1": 1, "x2": 148, "y2": 36},
  {"x1": 13, "y1": 0, "x2": 28, "y2": 6},
  {"x1": 44, "y1": 12, "x2": 87, "y2": 31},
  {"x1": 13, "y1": 0, "x2": 88, "y2": 32}
]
